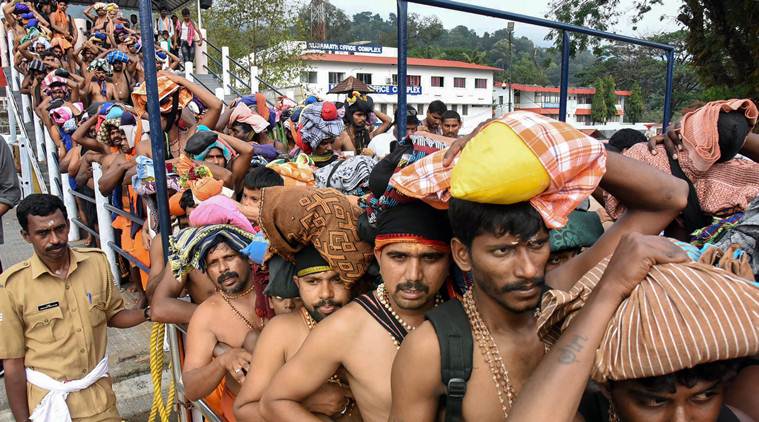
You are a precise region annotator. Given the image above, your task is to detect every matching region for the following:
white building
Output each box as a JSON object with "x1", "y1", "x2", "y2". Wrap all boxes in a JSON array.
[
  {"x1": 493, "y1": 83, "x2": 652, "y2": 134},
  {"x1": 288, "y1": 42, "x2": 501, "y2": 133}
]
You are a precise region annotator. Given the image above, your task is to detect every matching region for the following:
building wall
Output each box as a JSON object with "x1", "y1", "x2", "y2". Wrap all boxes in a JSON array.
[
  {"x1": 493, "y1": 87, "x2": 627, "y2": 128},
  {"x1": 295, "y1": 61, "x2": 496, "y2": 133}
]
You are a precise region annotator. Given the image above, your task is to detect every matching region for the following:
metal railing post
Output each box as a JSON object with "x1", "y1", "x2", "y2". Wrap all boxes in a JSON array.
[
  {"x1": 221, "y1": 46, "x2": 231, "y2": 95},
  {"x1": 44, "y1": 128, "x2": 60, "y2": 197},
  {"x1": 16, "y1": 135, "x2": 33, "y2": 197},
  {"x1": 396, "y1": 0, "x2": 409, "y2": 141},
  {"x1": 250, "y1": 65, "x2": 259, "y2": 93},
  {"x1": 662, "y1": 49, "x2": 675, "y2": 132},
  {"x1": 7, "y1": 32, "x2": 19, "y2": 91},
  {"x1": 167, "y1": 324, "x2": 191, "y2": 422},
  {"x1": 33, "y1": 110, "x2": 45, "y2": 161},
  {"x1": 20, "y1": 93, "x2": 31, "y2": 123},
  {"x1": 91, "y1": 162, "x2": 120, "y2": 283},
  {"x1": 7, "y1": 74, "x2": 17, "y2": 146},
  {"x1": 61, "y1": 174, "x2": 80, "y2": 241},
  {"x1": 558, "y1": 31, "x2": 570, "y2": 122},
  {"x1": 184, "y1": 61, "x2": 194, "y2": 82}
]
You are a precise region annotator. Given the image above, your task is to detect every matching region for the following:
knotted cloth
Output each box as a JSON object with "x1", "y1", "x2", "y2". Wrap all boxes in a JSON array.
[
  {"x1": 258, "y1": 186, "x2": 373, "y2": 285},
  {"x1": 538, "y1": 258, "x2": 759, "y2": 383},
  {"x1": 391, "y1": 111, "x2": 607, "y2": 229}
]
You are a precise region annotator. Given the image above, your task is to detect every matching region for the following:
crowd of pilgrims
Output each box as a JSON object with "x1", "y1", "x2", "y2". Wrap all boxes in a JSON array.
[{"x1": 4, "y1": 1, "x2": 759, "y2": 421}]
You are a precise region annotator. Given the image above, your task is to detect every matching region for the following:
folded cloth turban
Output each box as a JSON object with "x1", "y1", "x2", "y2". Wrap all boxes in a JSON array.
[{"x1": 538, "y1": 257, "x2": 759, "y2": 383}]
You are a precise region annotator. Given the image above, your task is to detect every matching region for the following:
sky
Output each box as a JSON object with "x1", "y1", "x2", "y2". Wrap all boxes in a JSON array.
[{"x1": 328, "y1": 0, "x2": 682, "y2": 46}]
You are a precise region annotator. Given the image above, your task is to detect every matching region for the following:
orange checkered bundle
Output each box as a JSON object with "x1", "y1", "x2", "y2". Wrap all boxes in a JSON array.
[{"x1": 391, "y1": 111, "x2": 607, "y2": 229}]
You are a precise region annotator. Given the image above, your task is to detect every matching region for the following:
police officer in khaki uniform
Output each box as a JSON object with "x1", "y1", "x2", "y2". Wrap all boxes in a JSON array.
[{"x1": 0, "y1": 194, "x2": 149, "y2": 421}]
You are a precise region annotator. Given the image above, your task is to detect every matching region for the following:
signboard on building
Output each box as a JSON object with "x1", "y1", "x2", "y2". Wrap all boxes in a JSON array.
[
  {"x1": 307, "y1": 42, "x2": 383, "y2": 55},
  {"x1": 328, "y1": 83, "x2": 422, "y2": 96}
]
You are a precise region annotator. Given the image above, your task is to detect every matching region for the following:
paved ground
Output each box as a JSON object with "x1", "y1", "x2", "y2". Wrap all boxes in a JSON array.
[{"x1": 0, "y1": 212, "x2": 165, "y2": 420}]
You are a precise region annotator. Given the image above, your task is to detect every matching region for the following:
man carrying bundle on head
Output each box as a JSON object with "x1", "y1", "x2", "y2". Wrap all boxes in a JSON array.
[
  {"x1": 389, "y1": 110, "x2": 690, "y2": 421},
  {"x1": 334, "y1": 91, "x2": 392, "y2": 153}
]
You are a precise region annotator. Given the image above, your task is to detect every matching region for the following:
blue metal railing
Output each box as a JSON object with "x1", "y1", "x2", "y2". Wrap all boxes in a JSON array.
[{"x1": 395, "y1": 0, "x2": 676, "y2": 139}]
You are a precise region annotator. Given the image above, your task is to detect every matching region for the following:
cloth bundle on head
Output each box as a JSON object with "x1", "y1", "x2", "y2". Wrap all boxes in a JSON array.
[
  {"x1": 106, "y1": 50, "x2": 129, "y2": 64},
  {"x1": 680, "y1": 99, "x2": 758, "y2": 172},
  {"x1": 345, "y1": 91, "x2": 373, "y2": 117},
  {"x1": 708, "y1": 196, "x2": 759, "y2": 276},
  {"x1": 50, "y1": 36, "x2": 72, "y2": 51},
  {"x1": 538, "y1": 257, "x2": 759, "y2": 383},
  {"x1": 13, "y1": 3, "x2": 30, "y2": 13},
  {"x1": 263, "y1": 255, "x2": 299, "y2": 298},
  {"x1": 50, "y1": 106, "x2": 74, "y2": 126},
  {"x1": 93, "y1": 2, "x2": 107, "y2": 11},
  {"x1": 258, "y1": 186, "x2": 373, "y2": 285},
  {"x1": 88, "y1": 58, "x2": 113, "y2": 76},
  {"x1": 296, "y1": 102, "x2": 344, "y2": 153},
  {"x1": 549, "y1": 210, "x2": 604, "y2": 253},
  {"x1": 168, "y1": 224, "x2": 254, "y2": 280},
  {"x1": 315, "y1": 155, "x2": 377, "y2": 196},
  {"x1": 239, "y1": 93, "x2": 275, "y2": 128},
  {"x1": 41, "y1": 73, "x2": 69, "y2": 95},
  {"x1": 131, "y1": 76, "x2": 193, "y2": 115},
  {"x1": 184, "y1": 131, "x2": 236, "y2": 162},
  {"x1": 28, "y1": 59, "x2": 45, "y2": 73},
  {"x1": 169, "y1": 190, "x2": 191, "y2": 216},
  {"x1": 189, "y1": 195, "x2": 255, "y2": 233},
  {"x1": 229, "y1": 102, "x2": 270, "y2": 134},
  {"x1": 31, "y1": 38, "x2": 50, "y2": 51},
  {"x1": 96, "y1": 118, "x2": 125, "y2": 147},
  {"x1": 105, "y1": 3, "x2": 119, "y2": 13},
  {"x1": 266, "y1": 154, "x2": 315, "y2": 187},
  {"x1": 392, "y1": 111, "x2": 607, "y2": 229},
  {"x1": 373, "y1": 201, "x2": 452, "y2": 253},
  {"x1": 190, "y1": 176, "x2": 224, "y2": 202},
  {"x1": 360, "y1": 132, "x2": 452, "y2": 224}
]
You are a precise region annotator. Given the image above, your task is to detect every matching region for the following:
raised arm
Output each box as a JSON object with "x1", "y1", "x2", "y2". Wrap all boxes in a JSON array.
[
  {"x1": 370, "y1": 109, "x2": 392, "y2": 138},
  {"x1": 507, "y1": 235, "x2": 687, "y2": 421},
  {"x1": 98, "y1": 154, "x2": 133, "y2": 195},
  {"x1": 215, "y1": 131, "x2": 254, "y2": 185},
  {"x1": 72, "y1": 114, "x2": 108, "y2": 153},
  {"x1": 158, "y1": 70, "x2": 223, "y2": 128},
  {"x1": 149, "y1": 266, "x2": 199, "y2": 325},
  {"x1": 547, "y1": 151, "x2": 688, "y2": 291}
]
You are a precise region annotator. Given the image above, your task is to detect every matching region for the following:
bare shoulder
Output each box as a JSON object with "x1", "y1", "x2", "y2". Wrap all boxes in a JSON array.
[
  {"x1": 400, "y1": 321, "x2": 441, "y2": 362},
  {"x1": 314, "y1": 301, "x2": 369, "y2": 335},
  {"x1": 263, "y1": 310, "x2": 304, "y2": 333},
  {"x1": 192, "y1": 293, "x2": 223, "y2": 321}
]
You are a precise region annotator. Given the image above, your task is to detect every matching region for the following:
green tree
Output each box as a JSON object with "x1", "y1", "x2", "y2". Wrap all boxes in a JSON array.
[
  {"x1": 591, "y1": 78, "x2": 608, "y2": 124},
  {"x1": 547, "y1": 0, "x2": 758, "y2": 103},
  {"x1": 203, "y1": 0, "x2": 304, "y2": 87},
  {"x1": 625, "y1": 83, "x2": 644, "y2": 123},
  {"x1": 604, "y1": 76, "x2": 618, "y2": 122}
]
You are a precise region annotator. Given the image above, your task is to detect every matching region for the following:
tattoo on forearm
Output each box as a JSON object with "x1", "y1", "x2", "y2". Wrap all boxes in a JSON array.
[{"x1": 558, "y1": 335, "x2": 588, "y2": 364}]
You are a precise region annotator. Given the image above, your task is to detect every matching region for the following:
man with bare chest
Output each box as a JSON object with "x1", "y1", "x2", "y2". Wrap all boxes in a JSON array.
[
  {"x1": 84, "y1": 58, "x2": 115, "y2": 103},
  {"x1": 261, "y1": 202, "x2": 453, "y2": 422},
  {"x1": 106, "y1": 50, "x2": 131, "y2": 103},
  {"x1": 182, "y1": 227, "x2": 267, "y2": 422},
  {"x1": 389, "y1": 116, "x2": 689, "y2": 421},
  {"x1": 234, "y1": 246, "x2": 359, "y2": 421}
]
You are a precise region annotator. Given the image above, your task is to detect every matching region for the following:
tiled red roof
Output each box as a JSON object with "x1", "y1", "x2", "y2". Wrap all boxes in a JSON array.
[
  {"x1": 302, "y1": 53, "x2": 502, "y2": 72},
  {"x1": 503, "y1": 82, "x2": 631, "y2": 96}
]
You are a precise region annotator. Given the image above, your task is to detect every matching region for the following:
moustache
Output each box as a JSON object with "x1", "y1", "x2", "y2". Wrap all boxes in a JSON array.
[
  {"x1": 395, "y1": 281, "x2": 429, "y2": 294},
  {"x1": 217, "y1": 271, "x2": 239, "y2": 284},
  {"x1": 500, "y1": 277, "x2": 545, "y2": 293},
  {"x1": 313, "y1": 299, "x2": 341, "y2": 309},
  {"x1": 46, "y1": 243, "x2": 66, "y2": 252}
]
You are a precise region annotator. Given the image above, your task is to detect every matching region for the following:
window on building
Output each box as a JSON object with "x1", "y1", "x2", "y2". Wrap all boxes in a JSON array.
[
  {"x1": 392, "y1": 74, "x2": 422, "y2": 86},
  {"x1": 499, "y1": 96, "x2": 503, "y2": 105},
  {"x1": 451, "y1": 104, "x2": 458, "y2": 113},
  {"x1": 454, "y1": 77, "x2": 466, "y2": 88},
  {"x1": 300, "y1": 71, "x2": 317, "y2": 84},
  {"x1": 431, "y1": 76, "x2": 444, "y2": 87},
  {"x1": 356, "y1": 73, "x2": 372, "y2": 85},
  {"x1": 462, "y1": 104, "x2": 469, "y2": 116},
  {"x1": 475, "y1": 78, "x2": 487, "y2": 89},
  {"x1": 328, "y1": 72, "x2": 345, "y2": 85},
  {"x1": 576, "y1": 115, "x2": 592, "y2": 125},
  {"x1": 577, "y1": 94, "x2": 592, "y2": 105},
  {"x1": 417, "y1": 103, "x2": 425, "y2": 115},
  {"x1": 616, "y1": 95, "x2": 623, "y2": 105},
  {"x1": 380, "y1": 103, "x2": 387, "y2": 114}
]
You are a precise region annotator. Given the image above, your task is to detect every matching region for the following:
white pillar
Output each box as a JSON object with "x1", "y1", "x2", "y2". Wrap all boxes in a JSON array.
[
  {"x1": 7, "y1": 81, "x2": 17, "y2": 146},
  {"x1": 214, "y1": 87, "x2": 224, "y2": 101},
  {"x1": 184, "y1": 61, "x2": 194, "y2": 82},
  {"x1": 44, "y1": 128, "x2": 61, "y2": 198},
  {"x1": 250, "y1": 65, "x2": 259, "y2": 94},
  {"x1": 0, "y1": 18, "x2": 8, "y2": 68},
  {"x1": 194, "y1": 28, "x2": 207, "y2": 75},
  {"x1": 221, "y1": 46, "x2": 231, "y2": 95},
  {"x1": 20, "y1": 93, "x2": 31, "y2": 123},
  {"x1": 92, "y1": 162, "x2": 120, "y2": 284},
  {"x1": 33, "y1": 111, "x2": 45, "y2": 161},
  {"x1": 17, "y1": 136, "x2": 33, "y2": 197},
  {"x1": 7, "y1": 31, "x2": 19, "y2": 91},
  {"x1": 61, "y1": 173, "x2": 80, "y2": 241}
]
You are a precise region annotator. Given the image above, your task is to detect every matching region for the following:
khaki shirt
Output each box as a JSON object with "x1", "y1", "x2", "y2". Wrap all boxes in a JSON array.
[{"x1": 0, "y1": 247, "x2": 125, "y2": 418}]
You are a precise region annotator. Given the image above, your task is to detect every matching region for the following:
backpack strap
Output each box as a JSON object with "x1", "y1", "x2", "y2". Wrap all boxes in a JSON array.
[{"x1": 426, "y1": 300, "x2": 473, "y2": 422}]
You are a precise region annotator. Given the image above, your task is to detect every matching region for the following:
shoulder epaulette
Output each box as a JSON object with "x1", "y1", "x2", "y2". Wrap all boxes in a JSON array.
[{"x1": 0, "y1": 260, "x2": 31, "y2": 288}]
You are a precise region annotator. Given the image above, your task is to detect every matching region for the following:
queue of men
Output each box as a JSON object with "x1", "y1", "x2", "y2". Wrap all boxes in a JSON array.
[{"x1": 0, "y1": 3, "x2": 758, "y2": 422}]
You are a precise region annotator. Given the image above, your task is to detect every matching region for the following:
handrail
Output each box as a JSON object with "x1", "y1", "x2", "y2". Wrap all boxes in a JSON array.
[
  {"x1": 69, "y1": 188, "x2": 97, "y2": 204},
  {"x1": 71, "y1": 218, "x2": 100, "y2": 239},
  {"x1": 108, "y1": 241, "x2": 150, "y2": 273},
  {"x1": 205, "y1": 40, "x2": 222, "y2": 54},
  {"x1": 202, "y1": 64, "x2": 243, "y2": 97},
  {"x1": 104, "y1": 203, "x2": 146, "y2": 226}
]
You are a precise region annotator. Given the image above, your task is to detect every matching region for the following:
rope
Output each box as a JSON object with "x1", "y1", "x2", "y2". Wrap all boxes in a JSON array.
[{"x1": 148, "y1": 322, "x2": 176, "y2": 422}]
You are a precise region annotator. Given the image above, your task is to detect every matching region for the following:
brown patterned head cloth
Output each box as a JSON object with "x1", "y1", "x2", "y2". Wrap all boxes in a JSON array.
[
  {"x1": 257, "y1": 185, "x2": 374, "y2": 286},
  {"x1": 538, "y1": 258, "x2": 759, "y2": 383}
]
